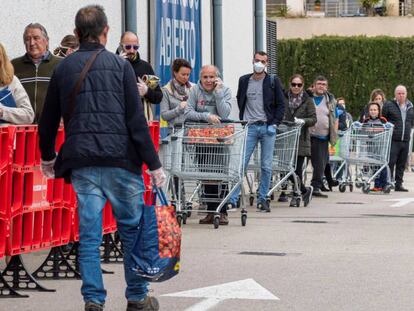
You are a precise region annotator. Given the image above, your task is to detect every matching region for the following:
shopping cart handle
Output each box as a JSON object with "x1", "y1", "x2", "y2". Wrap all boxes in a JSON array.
[{"x1": 282, "y1": 120, "x2": 296, "y2": 126}]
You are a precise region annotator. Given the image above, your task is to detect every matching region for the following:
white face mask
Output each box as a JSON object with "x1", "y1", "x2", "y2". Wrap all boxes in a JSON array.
[{"x1": 253, "y1": 61, "x2": 266, "y2": 73}]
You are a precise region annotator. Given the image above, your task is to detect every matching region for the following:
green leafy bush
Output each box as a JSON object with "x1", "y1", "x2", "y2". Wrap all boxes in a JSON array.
[{"x1": 277, "y1": 36, "x2": 414, "y2": 118}]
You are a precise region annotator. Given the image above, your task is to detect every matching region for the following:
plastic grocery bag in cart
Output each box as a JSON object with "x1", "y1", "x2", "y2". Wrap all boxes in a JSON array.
[{"x1": 130, "y1": 187, "x2": 181, "y2": 282}]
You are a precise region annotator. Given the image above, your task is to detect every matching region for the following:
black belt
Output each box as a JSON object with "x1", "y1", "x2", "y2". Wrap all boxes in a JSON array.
[{"x1": 250, "y1": 121, "x2": 267, "y2": 125}]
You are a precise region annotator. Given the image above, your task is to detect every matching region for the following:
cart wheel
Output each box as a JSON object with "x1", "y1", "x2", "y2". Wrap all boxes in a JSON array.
[
  {"x1": 186, "y1": 203, "x2": 192, "y2": 218},
  {"x1": 362, "y1": 185, "x2": 370, "y2": 194},
  {"x1": 182, "y1": 213, "x2": 187, "y2": 225},
  {"x1": 249, "y1": 196, "x2": 254, "y2": 206},
  {"x1": 213, "y1": 216, "x2": 220, "y2": 229},
  {"x1": 339, "y1": 184, "x2": 346, "y2": 193},
  {"x1": 296, "y1": 197, "x2": 301, "y2": 207},
  {"x1": 241, "y1": 214, "x2": 247, "y2": 226},
  {"x1": 176, "y1": 215, "x2": 182, "y2": 227},
  {"x1": 349, "y1": 184, "x2": 354, "y2": 192},
  {"x1": 383, "y1": 185, "x2": 392, "y2": 194}
]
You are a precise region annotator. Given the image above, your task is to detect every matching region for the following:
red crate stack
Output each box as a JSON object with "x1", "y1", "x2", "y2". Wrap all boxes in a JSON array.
[
  {"x1": 102, "y1": 201, "x2": 117, "y2": 234},
  {"x1": 0, "y1": 217, "x2": 7, "y2": 258},
  {"x1": 148, "y1": 121, "x2": 160, "y2": 152},
  {"x1": 51, "y1": 205, "x2": 72, "y2": 246}
]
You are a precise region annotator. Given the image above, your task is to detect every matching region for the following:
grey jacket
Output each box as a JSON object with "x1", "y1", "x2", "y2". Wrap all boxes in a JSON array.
[
  {"x1": 160, "y1": 80, "x2": 194, "y2": 126},
  {"x1": 185, "y1": 81, "x2": 232, "y2": 122}
]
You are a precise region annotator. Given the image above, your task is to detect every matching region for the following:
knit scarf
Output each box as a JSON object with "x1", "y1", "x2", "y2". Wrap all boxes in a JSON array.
[
  {"x1": 288, "y1": 91, "x2": 303, "y2": 111},
  {"x1": 170, "y1": 78, "x2": 191, "y2": 101}
]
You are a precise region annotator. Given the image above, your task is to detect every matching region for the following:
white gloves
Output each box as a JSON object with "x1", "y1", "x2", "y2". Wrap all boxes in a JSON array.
[
  {"x1": 294, "y1": 117, "x2": 305, "y2": 125},
  {"x1": 149, "y1": 167, "x2": 167, "y2": 188},
  {"x1": 41, "y1": 158, "x2": 56, "y2": 179},
  {"x1": 137, "y1": 77, "x2": 149, "y2": 97}
]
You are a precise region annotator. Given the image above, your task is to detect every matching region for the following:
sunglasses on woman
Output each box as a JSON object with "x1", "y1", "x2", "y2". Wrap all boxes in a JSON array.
[{"x1": 291, "y1": 82, "x2": 303, "y2": 88}]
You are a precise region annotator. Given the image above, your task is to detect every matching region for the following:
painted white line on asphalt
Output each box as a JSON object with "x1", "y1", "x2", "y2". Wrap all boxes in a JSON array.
[
  {"x1": 386, "y1": 198, "x2": 414, "y2": 207},
  {"x1": 184, "y1": 297, "x2": 223, "y2": 311},
  {"x1": 163, "y1": 278, "x2": 279, "y2": 311}
]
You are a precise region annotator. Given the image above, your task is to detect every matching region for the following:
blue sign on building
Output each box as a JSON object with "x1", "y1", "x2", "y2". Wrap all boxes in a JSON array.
[{"x1": 155, "y1": 0, "x2": 202, "y2": 86}]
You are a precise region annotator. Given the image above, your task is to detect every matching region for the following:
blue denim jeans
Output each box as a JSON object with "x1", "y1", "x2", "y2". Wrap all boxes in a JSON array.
[
  {"x1": 71, "y1": 166, "x2": 148, "y2": 305},
  {"x1": 229, "y1": 124, "x2": 276, "y2": 204}
]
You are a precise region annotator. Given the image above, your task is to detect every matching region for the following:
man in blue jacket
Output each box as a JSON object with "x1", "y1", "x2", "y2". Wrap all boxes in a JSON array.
[
  {"x1": 227, "y1": 51, "x2": 285, "y2": 212},
  {"x1": 38, "y1": 5, "x2": 164, "y2": 311}
]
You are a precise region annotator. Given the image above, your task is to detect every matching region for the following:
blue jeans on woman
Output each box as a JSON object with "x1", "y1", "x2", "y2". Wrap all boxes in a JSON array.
[
  {"x1": 71, "y1": 166, "x2": 148, "y2": 305},
  {"x1": 229, "y1": 123, "x2": 276, "y2": 205}
]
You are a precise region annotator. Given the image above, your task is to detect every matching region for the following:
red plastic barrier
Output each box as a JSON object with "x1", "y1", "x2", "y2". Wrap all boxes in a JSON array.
[
  {"x1": 0, "y1": 216, "x2": 7, "y2": 258},
  {"x1": 0, "y1": 126, "x2": 14, "y2": 170},
  {"x1": 0, "y1": 168, "x2": 11, "y2": 218},
  {"x1": 13, "y1": 125, "x2": 37, "y2": 168},
  {"x1": 1, "y1": 121, "x2": 160, "y2": 256},
  {"x1": 148, "y1": 121, "x2": 160, "y2": 152}
]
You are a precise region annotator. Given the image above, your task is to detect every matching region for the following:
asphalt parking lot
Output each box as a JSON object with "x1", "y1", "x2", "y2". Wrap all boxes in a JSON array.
[{"x1": 2, "y1": 172, "x2": 414, "y2": 311}]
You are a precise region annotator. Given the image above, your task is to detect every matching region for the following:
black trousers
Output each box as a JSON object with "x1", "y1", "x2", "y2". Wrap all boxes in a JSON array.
[
  {"x1": 310, "y1": 137, "x2": 329, "y2": 191},
  {"x1": 195, "y1": 144, "x2": 229, "y2": 213},
  {"x1": 294, "y1": 155, "x2": 307, "y2": 194},
  {"x1": 389, "y1": 140, "x2": 410, "y2": 186}
]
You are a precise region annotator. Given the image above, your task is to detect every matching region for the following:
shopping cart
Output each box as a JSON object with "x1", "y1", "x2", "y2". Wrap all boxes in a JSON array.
[
  {"x1": 168, "y1": 122, "x2": 247, "y2": 229},
  {"x1": 339, "y1": 122, "x2": 394, "y2": 193},
  {"x1": 246, "y1": 121, "x2": 303, "y2": 207},
  {"x1": 329, "y1": 130, "x2": 353, "y2": 192}
]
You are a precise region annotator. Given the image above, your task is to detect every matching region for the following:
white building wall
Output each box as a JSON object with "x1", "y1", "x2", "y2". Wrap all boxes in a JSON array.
[
  {"x1": 1, "y1": 0, "x2": 257, "y2": 119},
  {"x1": 222, "y1": 0, "x2": 256, "y2": 119},
  {"x1": 275, "y1": 16, "x2": 414, "y2": 39},
  {"x1": 201, "y1": 0, "x2": 213, "y2": 66},
  {"x1": 286, "y1": 0, "x2": 305, "y2": 16},
  {"x1": 137, "y1": 0, "x2": 150, "y2": 61},
  {"x1": 1, "y1": 0, "x2": 123, "y2": 59}
]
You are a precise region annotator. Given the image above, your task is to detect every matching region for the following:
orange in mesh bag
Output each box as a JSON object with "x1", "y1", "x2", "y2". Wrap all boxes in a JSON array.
[
  {"x1": 131, "y1": 188, "x2": 181, "y2": 282},
  {"x1": 187, "y1": 124, "x2": 235, "y2": 144}
]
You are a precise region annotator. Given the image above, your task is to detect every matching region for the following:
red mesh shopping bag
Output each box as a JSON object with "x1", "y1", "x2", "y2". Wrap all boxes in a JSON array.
[{"x1": 130, "y1": 187, "x2": 181, "y2": 282}]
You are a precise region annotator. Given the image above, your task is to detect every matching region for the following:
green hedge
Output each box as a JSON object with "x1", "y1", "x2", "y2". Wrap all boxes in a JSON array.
[{"x1": 277, "y1": 36, "x2": 414, "y2": 118}]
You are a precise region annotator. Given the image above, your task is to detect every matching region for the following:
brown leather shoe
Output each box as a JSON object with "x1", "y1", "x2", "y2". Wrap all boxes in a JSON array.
[
  {"x1": 127, "y1": 296, "x2": 159, "y2": 310},
  {"x1": 199, "y1": 213, "x2": 214, "y2": 224},
  {"x1": 219, "y1": 213, "x2": 229, "y2": 225}
]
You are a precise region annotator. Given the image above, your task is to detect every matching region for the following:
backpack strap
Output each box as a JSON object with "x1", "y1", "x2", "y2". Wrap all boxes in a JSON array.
[{"x1": 65, "y1": 49, "x2": 104, "y2": 122}]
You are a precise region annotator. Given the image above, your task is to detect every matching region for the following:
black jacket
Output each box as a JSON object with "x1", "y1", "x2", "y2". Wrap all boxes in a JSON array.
[
  {"x1": 237, "y1": 73, "x2": 285, "y2": 125},
  {"x1": 38, "y1": 42, "x2": 161, "y2": 179},
  {"x1": 127, "y1": 53, "x2": 163, "y2": 104},
  {"x1": 283, "y1": 91, "x2": 317, "y2": 156},
  {"x1": 382, "y1": 99, "x2": 414, "y2": 141}
]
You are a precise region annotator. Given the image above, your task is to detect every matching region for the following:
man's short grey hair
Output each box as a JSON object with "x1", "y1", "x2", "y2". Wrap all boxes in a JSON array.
[
  {"x1": 23, "y1": 23, "x2": 49, "y2": 41},
  {"x1": 199, "y1": 65, "x2": 220, "y2": 79},
  {"x1": 394, "y1": 84, "x2": 407, "y2": 94}
]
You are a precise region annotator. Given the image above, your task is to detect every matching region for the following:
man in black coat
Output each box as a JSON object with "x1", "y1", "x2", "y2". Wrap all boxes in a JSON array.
[
  {"x1": 38, "y1": 5, "x2": 164, "y2": 311},
  {"x1": 118, "y1": 31, "x2": 163, "y2": 120},
  {"x1": 382, "y1": 85, "x2": 414, "y2": 192}
]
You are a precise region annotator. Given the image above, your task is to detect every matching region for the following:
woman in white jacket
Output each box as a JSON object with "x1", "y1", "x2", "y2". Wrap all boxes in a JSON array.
[{"x1": 0, "y1": 43, "x2": 34, "y2": 124}]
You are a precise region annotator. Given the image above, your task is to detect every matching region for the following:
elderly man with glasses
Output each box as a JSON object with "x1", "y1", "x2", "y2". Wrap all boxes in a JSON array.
[{"x1": 118, "y1": 31, "x2": 163, "y2": 119}]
